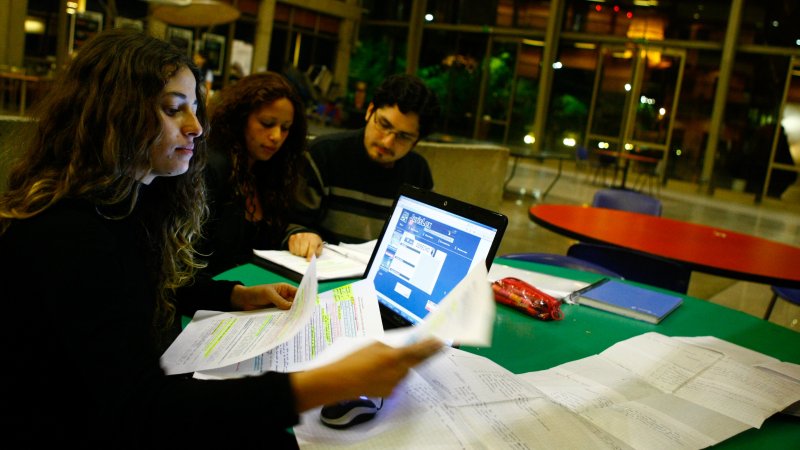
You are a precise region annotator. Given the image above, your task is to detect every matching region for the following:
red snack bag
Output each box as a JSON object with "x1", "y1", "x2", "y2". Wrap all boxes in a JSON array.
[{"x1": 491, "y1": 277, "x2": 564, "y2": 321}]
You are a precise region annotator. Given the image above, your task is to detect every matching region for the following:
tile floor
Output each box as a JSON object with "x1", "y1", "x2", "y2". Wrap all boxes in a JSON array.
[{"x1": 499, "y1": 157, "x2": 800, "y2": 332}]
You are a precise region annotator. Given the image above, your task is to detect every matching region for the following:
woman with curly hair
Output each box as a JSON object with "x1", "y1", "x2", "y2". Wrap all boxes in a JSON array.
[
  {"x1": 202, "y1": 71, "x2": 321, "y2": 274},
  {"x1": 0, "y1": 29, "x2": 441, "y2": 448}
]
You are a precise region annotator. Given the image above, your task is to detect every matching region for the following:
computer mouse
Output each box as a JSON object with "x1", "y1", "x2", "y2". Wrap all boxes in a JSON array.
[{"x1": 319, "y1": 396, "x2": 381, "y2": 429}]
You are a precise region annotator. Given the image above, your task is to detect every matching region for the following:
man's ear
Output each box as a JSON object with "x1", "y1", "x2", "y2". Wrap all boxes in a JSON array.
[{"x1": 364, "y1": 103, "x2": 375, "y2": 122}]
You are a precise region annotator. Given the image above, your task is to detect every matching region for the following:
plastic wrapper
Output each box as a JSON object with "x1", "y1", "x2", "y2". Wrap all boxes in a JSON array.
[{"x1": 491, "y1": 277, "x2": 563, "y2": 321}]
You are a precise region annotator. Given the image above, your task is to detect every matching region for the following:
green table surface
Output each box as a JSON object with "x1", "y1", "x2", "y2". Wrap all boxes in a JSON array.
[{"x1": 214, "y1": 258, "x2": 799, "y2": 448}]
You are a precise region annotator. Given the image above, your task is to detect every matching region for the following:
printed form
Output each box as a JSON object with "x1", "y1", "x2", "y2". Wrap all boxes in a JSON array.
[
  {"x1": 520, "y1": 332, "x2": 800, "y2": 450},
  {"x1": 295, "y1": 333, "x2": 800, "y2": 449},
  {"x1": 295, "y1": 348, "x2": 631, "y2": 450},
  {"x1": 160, "y1": 258, "x2": 319, "y2": 375},
  {"x1": 195, "y1": 279, "x2": 384, "y2": 379}
]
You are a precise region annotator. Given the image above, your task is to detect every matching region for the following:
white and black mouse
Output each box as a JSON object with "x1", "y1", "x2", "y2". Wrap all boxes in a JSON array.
[{"x1": 319, "y1": 396, "x2": 383, "y2": 429}]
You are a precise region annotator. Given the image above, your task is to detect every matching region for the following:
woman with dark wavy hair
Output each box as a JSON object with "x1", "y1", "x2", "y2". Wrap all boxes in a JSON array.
[
  {"x1": 0, "y1": 29, "x2": 441, "y2": 448},
  {"x1": 203, "y1": 71, "x2": 318, "y2": 274}
]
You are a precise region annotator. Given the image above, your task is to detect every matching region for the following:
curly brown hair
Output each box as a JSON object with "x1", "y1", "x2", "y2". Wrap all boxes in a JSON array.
[
  {"x1": 208, "y1": 72, "x2": 307, "y2": 243},
  {"x1": 0, "y1": 28, "x2": 209, "y2": 329}
]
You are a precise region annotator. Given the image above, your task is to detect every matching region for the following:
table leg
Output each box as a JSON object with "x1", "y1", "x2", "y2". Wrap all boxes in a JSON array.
[
  {"x1": 503, "y1": 155, "x2": 520, "y2": 190},
  {"x1": 619, "y1": 159, "x2": 631, "y2": 189},
  {"x1": 541, "y1": 157, "x2": 563, "y2": 200},
  {"x1": 20, "y1": 79, "x2": 27, "y2": 115}
]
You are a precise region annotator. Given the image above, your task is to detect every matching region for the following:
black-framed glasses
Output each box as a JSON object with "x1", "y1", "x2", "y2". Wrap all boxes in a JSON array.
[{"x1": 371, "y1": 112, "x2": 419, "y2": 146}]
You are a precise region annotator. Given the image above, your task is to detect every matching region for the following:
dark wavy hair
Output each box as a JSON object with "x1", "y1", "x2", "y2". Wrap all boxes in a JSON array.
[
  {"x1": 372, "y1": 73, "x2": 441, "y2": 138},
  {"x1": 0, "y1": 28, "x2": 209, "y2": 329},
  {"x1": 208, "y1": 72, "x2": 307, "y2": 244}
]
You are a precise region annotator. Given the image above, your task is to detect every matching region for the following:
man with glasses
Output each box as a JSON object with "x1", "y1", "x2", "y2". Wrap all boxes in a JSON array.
[{"x1": 287, "y1": 74, "x2": 440, "y2": 259}]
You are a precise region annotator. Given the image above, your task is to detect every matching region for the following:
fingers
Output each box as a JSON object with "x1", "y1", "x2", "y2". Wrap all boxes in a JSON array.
[
  {"x1": 274, "y1": 283, "x2": 298, "y2": 300},
  {"x1": 230, "y1": 284, "x2": 297, "y2": 311},
  {"x1": 288, "y1": 233, "x2": 324, "y2": 261},
  {"x1": 269, "y1": 283, "x2": 296, "y2": 310},
  {"x1": 400, "y1": 338, "x2": 444, "y2": 366}
]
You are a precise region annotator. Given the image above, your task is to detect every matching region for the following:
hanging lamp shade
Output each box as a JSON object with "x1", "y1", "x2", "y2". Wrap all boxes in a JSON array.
[{"x1": 149, "y1": 0, "x2": 241, "y2": 27}]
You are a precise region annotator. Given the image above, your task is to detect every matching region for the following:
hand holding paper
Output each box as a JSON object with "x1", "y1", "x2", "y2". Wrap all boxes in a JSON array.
[
  {"x1": 404, "y1": 263, "x2": 495, "y2": 347},
  {"x1": 160, "y1": 257, "x2": 319, "y2": 375}
]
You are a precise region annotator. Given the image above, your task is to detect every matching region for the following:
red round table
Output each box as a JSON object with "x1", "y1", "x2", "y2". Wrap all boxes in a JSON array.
[{"x1": 528, "y1": 204, "x2": 800, "y2": 288}]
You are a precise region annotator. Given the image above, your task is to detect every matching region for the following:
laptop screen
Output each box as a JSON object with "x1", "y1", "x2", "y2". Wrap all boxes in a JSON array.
[{"x1": 364, "y1": 185, "x2": 507, "y2": 327}]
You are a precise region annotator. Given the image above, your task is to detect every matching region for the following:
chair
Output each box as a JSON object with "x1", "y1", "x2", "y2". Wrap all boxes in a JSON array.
[
  {"x1": 632, "y1": 158, "x2": 664, "y2": 197},
  {"x1": 591, "y1": 188, "x2": 662, "y2": 216},
  {"x1": 567, "y1": 242, "x2": 691, "y2": 294},
  {"x1": 763, "y1": 286, "x2": 800, "y2": 320},
  {"x1": 501, "y1": 252, "x2": 621, "y2": 278},
  {"x1": 588, "y1": 150, "x2": 618, "y2": 186},
  {"x1": 574, "y1": 146, "x2": 590, "y2": 181}
]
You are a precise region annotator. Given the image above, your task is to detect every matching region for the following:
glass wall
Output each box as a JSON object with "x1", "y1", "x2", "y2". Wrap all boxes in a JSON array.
[{"x1": 357, "y1": 0, "x2": 800, "y2": 200}]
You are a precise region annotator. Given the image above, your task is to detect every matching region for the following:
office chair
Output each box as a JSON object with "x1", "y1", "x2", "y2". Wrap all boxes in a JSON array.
[
  {"x1": 567, "y1": 242, "x2": 690, "y2": 294},
  {"x1": 591, "y1": 188, "x2": 663, "y2": 216},
  {"x1": 763, "y1": 286, "x2": 800, "y2": 320},
  {"x1": 500, "y1": 252, "x2": 621, "y2": 278}
]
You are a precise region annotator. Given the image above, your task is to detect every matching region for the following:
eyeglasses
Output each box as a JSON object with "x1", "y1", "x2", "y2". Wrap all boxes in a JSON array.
[{"x1": 372, "y1": 112, "x2": 419, "y2": 146}]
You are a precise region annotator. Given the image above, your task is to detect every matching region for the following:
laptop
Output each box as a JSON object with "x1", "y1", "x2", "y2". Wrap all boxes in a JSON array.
[{"x1": 362, "y1": 184, "x2": 508, "y2": 330}]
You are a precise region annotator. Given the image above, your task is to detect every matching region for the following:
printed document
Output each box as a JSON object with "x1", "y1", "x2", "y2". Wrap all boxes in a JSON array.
[
  {"x1": 295, "y1": 348, "x2": 631, "y2": 450},
  {"x1": 296, "y1": 332, "x2": 800, "y2": 449},
  {"x1": 520, "y1": 332, "x2": 800, "y2": 450},
  {"x1": 195, "y1": 279, "x2": 384, "y2": 378},
  {"x1": 254, "y1": 240, "x2": 376, "y2": 280},
  {"x1": 160, "y1": 258, "x2": 319, "y2": 375}
]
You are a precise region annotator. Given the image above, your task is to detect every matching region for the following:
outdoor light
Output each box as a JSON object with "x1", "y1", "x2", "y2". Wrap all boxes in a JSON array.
[
  {"x1": 425, "y1": 14, "x2": 434, "y2": 22},
  {"x1": 25, "y1": 18, "x2": 45, "y2": 34},
  {"x1": 553, "y1": 61, "x2": 563, "y2": 69},
  {"x1": 563, "y1": 138, "x2": 576, "y2": 147},
  {"x1": 624, "y1": 84, "x2": 632, "y2": 91},
  {"x1": 524, "y1": 134, "x2": 535, "y2": 145}
]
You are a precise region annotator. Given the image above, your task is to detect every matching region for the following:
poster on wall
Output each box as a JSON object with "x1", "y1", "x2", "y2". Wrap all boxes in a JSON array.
[
  {"x1": 167, "y1": 27, "x2": 194, "y2": 57},
  {"x1": 114, "y1": 17, "x2": 143, "y2": 31},
  {"x1": 231, "y1": 39, "x2": 253, "y2": 80},
  {"x1": 202, "y1": 33, "x2": 226, "y2": 76},
  {"x1": 69, "y1": 11, "x2": 103, "y2": 55}
]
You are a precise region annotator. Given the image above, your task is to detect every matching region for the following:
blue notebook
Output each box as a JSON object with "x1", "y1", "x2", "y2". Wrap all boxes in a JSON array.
[{"x1": 578, "y1": 280, "x2": 683, "y2": 324}]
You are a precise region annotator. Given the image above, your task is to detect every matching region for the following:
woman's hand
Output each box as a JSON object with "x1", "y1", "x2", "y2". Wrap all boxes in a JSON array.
[
  {"x1": 290, "y1": 338, "x2": 444, "y2": 412},
  {"x1": 288, "y1": 232, "x2": 324, "y2": 261},
  {"x1": 230, "y1": 283, "x2": 296, "y2": 311}
]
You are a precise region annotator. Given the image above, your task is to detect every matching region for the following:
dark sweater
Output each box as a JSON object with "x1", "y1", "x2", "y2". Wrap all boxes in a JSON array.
[
  {"x1": 0, "y1": 192, "x2": 299, "y2": 448},
  {"x1": 290, "y1": 128, "x2": 433, "y2": 243}
]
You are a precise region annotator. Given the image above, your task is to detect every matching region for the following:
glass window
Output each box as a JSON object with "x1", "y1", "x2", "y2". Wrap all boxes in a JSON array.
[
  {"x1": 361, "y1": 0, "x2": 413, "y2": 21},
  {"x1": 563, "y1": 0, "x2": 732, "y2": 42},
  {"x1": 740, "y1": 0, "x2": 800, "y2": 47}
]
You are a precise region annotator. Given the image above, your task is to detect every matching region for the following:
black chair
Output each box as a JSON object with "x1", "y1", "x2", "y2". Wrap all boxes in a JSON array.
[
  {"x1": 567, "y1": 242, "x2": 690, "y2": 294},
  {"x1": 632, "y1": 159, "x2": 664, "y2": 197},
  {"x1": 501, "y1": 252, "x2": 622, "y2": 278},
  {"x1": 589, "y1": 151, "x2": 618, "y2": 186},
  {"x1": 592, "y1": 188, "x2": 662, "y2": 216},
  {"x1": 763, "y1": 286, "x2": 800, "y2": 320}
]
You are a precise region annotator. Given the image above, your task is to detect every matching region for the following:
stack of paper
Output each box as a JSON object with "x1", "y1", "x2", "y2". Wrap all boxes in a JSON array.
[
  {"x1": 253, "y1": 240, "x2": 377, "y2": 281},
  {"x1": 295, "y1": 332, "x2": 800, "y2": 449}
]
